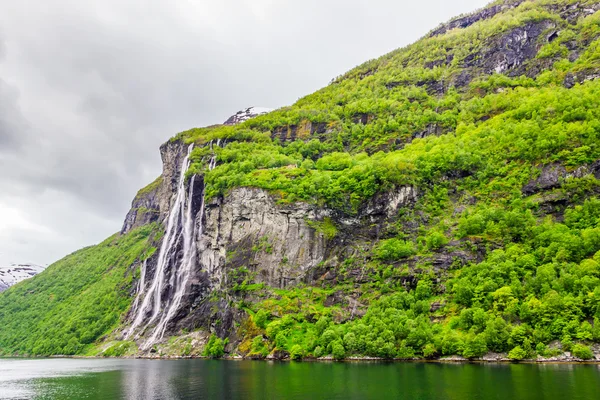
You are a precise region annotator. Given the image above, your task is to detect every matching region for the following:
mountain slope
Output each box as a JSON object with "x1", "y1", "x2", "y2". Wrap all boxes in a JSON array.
[
  {"x1": 0, "y1": 226, "x2": 156, "y2": 355},
  {"x1": 1, "y1": 0, "x2": 600, "y2": 360}
]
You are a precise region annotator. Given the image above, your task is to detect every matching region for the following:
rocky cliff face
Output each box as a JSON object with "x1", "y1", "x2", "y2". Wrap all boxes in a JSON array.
[
  {"x1": 123, "y1": 138, "x2": 420, "y2": 344},
  {"x1": 115, "y1": 0, "x2": 600, "y2": 359}
]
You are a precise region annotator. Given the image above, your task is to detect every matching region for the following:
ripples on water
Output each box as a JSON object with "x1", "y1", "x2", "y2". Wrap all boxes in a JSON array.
[{"x1": 0, "y1": 358, "x2": 599, "y2": 400}]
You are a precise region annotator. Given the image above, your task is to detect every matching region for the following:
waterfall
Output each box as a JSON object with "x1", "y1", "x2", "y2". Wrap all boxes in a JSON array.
[
  {"x1": 130, "y1": 259, "x2": 147, "y2": 315},
  {"x1": 126, "y1": 141, "x2": 221, "y2": 349},
  {"x1": 127, "y1": 144, "x2": 195, "y2": 347}
]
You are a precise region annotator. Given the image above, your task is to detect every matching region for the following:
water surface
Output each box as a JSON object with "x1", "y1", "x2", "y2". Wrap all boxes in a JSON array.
[{"x1": 0, "y1": 358, "x2": 598, "y2": 399}]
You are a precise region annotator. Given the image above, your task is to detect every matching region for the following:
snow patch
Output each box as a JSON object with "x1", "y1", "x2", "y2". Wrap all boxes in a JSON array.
[
  {"x1": 223, "y1": 106, "x2": 273, "y2": 125},
  {"x1": 0, "y1": 263, "x2": 45, "y2": 292}
]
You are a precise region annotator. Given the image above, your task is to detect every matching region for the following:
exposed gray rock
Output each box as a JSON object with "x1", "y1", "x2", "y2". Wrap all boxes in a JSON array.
[
  {"x1": 480, "y1": 21, "x2": 555, "y2": 76},
  {"x1": 522, "y1": 163, "x2": 567, "y2": 196},
  {"x1": 121, "y1": 139, "x2": 193, "y2": 234},
  {"x1": 563, "y1": 70, "x2": 600, "y2": 88},
  {"x1": 413, "y1": 123, "x2": 444, "y2": 139},
  {"x1": 198, "y1": 187, "x2": 330, "y2": 289},
  {"x1": 120, "y1": 179, "x2": 162, "y2": 234},
  {"x1": 429, "y1": 2, "x2": 525, "y2": 37},
  {"x1": 547, "y1": 1, "x2": 600, "y2": 24}
]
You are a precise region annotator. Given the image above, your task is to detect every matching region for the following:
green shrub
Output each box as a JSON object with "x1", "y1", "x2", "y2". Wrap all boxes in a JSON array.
[
  {"x1": 331, "y1": 341, "x2": 346, "y2": 360},
  {"x1": 254, "y1": 310, "x2": 268, "y2": 329},
  {"x1": 290, "y1": 345, "x2": 304, "y2": 360},
  {"x1": 508, "y1": 346, "x2": 528, "y2": 360},
  {"x1": 425, "y1": 231, "x2": 449, "y2": 250},
  {"x1": 572, "y1": 344, "x2": 594, "y2": 360},
  {"x1": 203, "y1": 334, "x2": 225, "y2": 358},
  {"x1": 423, "y1": 343, "x2": 438, "y2": 358},
  {"x1": 462, "y1": 334, "x2": 488, "y2": 359},
  {"x1": 373, "y1": 239, "x2": 416, "y2": 261}
]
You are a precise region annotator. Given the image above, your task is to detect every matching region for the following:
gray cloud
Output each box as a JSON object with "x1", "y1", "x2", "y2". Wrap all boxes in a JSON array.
[{"x1": 0, "y1": 0, "x2": 488, "y2": 265}]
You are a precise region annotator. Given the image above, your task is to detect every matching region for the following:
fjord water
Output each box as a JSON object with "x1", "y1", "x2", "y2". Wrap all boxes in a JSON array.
[{"x1": 0, "y1": 359, "x2": 598, "y2": 400}]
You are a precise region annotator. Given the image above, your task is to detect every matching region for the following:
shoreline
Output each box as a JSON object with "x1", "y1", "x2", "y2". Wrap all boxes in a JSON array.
[{"x1": 2, "y1": 354, "x2": 598, "y2": 365}]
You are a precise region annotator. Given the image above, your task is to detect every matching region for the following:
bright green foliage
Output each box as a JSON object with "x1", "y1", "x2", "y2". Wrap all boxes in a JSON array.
[
  {"x1": 0, "y1": 226, "x2": 155, "y2": 356},
  {"x1": 307, "y1": 217, "x2": 338, "y2": 239},
  {"x1": 4, "y1": 0, "x2": 600, "y2": 361},
  {"x1": 373, "y1": 239, "x2": 416, "y2": 261},
  {"x1": 254, "y1": 309, "x2": 268, "y2": 329},
  {"x1": 250, "y1": 336, "x2": 269, "y2": 358},
  {"x1": 331, "y1": 341, "x2": 346, "y2": 360},
  {"x1": 103, "y1": 341, "x2": 135, "y2": 357},
  {"x1": 290, "y1": 344, "x2": 304, "y2": 360},
  {"x1": 203, "y1": 334, "x2": 226, "y2": 358},
  {"x1": 572, "y1": 343, "x2": 594, "y2": 360},
  {"x1": 508, "y1": 346, "x2": 528, "y2": 360}
]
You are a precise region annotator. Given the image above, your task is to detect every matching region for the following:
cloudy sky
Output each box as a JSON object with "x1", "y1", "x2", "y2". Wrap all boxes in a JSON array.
[{"x1": 0, "y1": 0, "x2": 489, "y2": 266}]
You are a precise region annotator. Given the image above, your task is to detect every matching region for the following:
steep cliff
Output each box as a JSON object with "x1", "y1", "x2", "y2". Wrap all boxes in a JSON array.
[{"x1": 1, "y1": 0, "x2": 600, "y2": 361}]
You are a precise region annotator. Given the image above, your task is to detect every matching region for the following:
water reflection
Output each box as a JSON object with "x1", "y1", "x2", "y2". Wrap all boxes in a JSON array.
[{"x1": 0, "y1": 359, "x2": 598, "y2": 400}]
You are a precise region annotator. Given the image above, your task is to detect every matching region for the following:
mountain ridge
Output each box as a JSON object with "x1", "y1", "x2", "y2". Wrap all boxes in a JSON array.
[{"x1": 1, "y1": 0, "x2": 600, "y2": 362}]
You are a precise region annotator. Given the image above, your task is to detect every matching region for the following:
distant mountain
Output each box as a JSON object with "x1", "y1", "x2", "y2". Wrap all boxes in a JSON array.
[
  {"x1": 223, "y1": 107, "x2": 273, "y2": 125},
  {"x1": 0, "y1": 264, "x2": 45, "y2": 292}
]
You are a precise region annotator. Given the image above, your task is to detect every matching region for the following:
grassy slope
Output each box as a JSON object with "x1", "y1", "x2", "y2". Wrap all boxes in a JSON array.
[{"x1": 0, "y1": 225, "x2": 156, "y2": 356}]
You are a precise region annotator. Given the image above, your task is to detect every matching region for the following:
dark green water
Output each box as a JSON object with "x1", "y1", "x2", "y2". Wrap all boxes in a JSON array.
[{"x1": 0, "y1": 359, "x2": 598, "y2": 400}]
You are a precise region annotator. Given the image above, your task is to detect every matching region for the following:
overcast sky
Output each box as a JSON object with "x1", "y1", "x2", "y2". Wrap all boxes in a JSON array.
[{"x1": 0, "y1": 0, "x2": 489, "y2": 266}]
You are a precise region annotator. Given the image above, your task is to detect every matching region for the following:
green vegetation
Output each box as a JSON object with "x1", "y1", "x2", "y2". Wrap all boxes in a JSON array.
[
  {"x1": 1, "y1": 0, "x2": 600, "y2": 361},
  {"x1": 0, "y1": 225, "x2": 156, "y2": 356},
  {"x1": 185, "y1": 0, "x2": 600, "y2": 360},
  {"x1": 203, "y1": 334, "x2": 227, "y2": 358},
  {"x1": 135, "y1": 176, "x2": 162, "y2": 199}
]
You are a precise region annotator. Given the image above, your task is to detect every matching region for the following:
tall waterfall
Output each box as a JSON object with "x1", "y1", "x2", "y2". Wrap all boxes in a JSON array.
[{"x1": 127, "y1": 142, "x2": 220, "y2": 349}]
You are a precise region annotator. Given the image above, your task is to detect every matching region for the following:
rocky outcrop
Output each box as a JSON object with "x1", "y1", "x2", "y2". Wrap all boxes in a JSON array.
[
  {"x1": 461, "y1": 20, "x2": 556, "y2": 77},
  {"x1": 429, "y1": 2, "x2": 525, "y2": 37},
  {"x1": 223, "y1": 107, "x2": 273, "y2": 126},
  {"x1": 121, "y1": 140, "x2": 190, "y2": 234},
  {"x1": 198, "y1": 187, "x2": 330, "y2": 289},
  {"x1": 546, "y1": 1, "x2": 600, "y2": 24},
  {"x1": 522, "y1": 160, "x2": 600, "y2": 196},
  {"x1": 522, "y1": 163, "x2": 567, "y2": 196}
]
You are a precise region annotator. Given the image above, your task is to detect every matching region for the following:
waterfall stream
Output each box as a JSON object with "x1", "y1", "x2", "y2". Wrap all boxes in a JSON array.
[{"x1": 127, "y1": 142, "x2": 220, "y2": 349}]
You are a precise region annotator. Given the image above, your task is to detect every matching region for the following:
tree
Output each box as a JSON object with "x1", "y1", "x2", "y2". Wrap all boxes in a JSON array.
[
  {"x1": 508, "y1": 346, "x2": 527, "y2": 360},
  {"x1": 203, "y1": 334, "x2": 225, "y2": 358},
  {"x1": 290, "y1": 345, "x2": 304, "y2": 360},
  {"x1": 331, "y1": 341, "x2": 346, "y2": 360},
  {"x1": 572, "y1": 343, "x2": 594, "y2": 360},
  {"x1": 463, "y1": 334, "x2": 487, "y2": 359}
]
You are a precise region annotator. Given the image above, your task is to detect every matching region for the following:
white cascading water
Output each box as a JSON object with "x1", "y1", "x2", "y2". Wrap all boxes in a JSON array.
[
  {"x1": 127, "y1": 142, "x2": 221, "y2": 349},
  {"x1": 130, "y1": 259, "x2": 147, "y2": 315}
]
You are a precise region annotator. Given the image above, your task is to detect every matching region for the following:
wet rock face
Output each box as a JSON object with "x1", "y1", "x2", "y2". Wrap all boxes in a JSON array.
[
  {"x1": 522, "y1": 160, "x2": 600, "y2": 196},
  {"x1": 522, "y1": 163, "x2": 567, "y2": 196},
  {"x1": 547, "y1": 2, "x2": 600, "y2": 24},
  {"x1": 121, "y1": 140, "x2": 189, "y2": 234},
  {"x1": 197, "y1": 187, "x2": 330, "y2": 289},
  {"x1": 479, "y1": 21, "x2": 555, "y2": 76}
]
